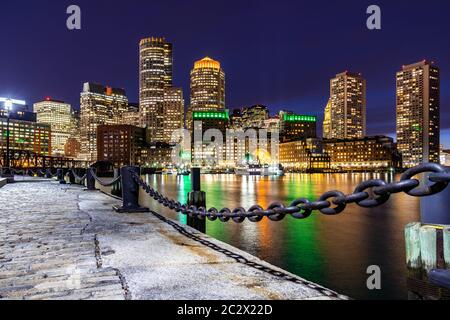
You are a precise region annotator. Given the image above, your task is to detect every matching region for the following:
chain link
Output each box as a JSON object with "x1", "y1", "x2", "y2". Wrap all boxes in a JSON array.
[
  {"x1": 131, "y1": 163, "x2": 449, "y2": 224},
  {"x1": 89, "y1": 168, "x2": 121, "y2": 187}
]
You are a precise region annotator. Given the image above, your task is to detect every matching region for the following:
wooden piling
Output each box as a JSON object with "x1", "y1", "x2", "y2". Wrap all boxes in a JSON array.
[
  {"x1": 445, "y1": 227, "x2": 450, "y2": 269},
  {"x1": 419, "y1": 226, "x2": 438, "y2": 271},
  {"x1": 405, "y1": 222, "x2": 422, "y2": 269}
]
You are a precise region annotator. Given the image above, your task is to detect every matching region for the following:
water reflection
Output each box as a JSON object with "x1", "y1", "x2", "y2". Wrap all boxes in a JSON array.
[{"x1": 133, "y1": 173, "x2": 419, "y2": 300}]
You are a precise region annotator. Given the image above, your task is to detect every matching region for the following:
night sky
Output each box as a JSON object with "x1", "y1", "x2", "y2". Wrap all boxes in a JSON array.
[{"x1": 1, "y1": 0, "x2": 449, "y2": 146}]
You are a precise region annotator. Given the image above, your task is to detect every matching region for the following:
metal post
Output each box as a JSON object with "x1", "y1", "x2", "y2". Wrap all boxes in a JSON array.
[
  {"x1": 85, "y1": 167, "x2": 97, "y2": 191},
  {"x1": 57, "y1": 168, "x2": 66, "y2": 184},
  {"x1": 45, "y1": 169, "x2": 52, "y2": 179},
  {"x1": 68, "y1": 169, "x2": 76, "y2": 184},
  {"x1": 187, "y1": 167, "x2": 206, "y2": 233},
  {"x1": 113, "y1": 166, "x2": 149, "y2": 213},
  {"x1": 111, "y1": 168, "x2": 122, "y2": 197},
  {"x1": 420, "y1": 171, "x2": 450, "y2": 224}
]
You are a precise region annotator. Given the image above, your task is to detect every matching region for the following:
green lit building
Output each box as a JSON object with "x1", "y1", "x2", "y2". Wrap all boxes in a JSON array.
[
  {"x1": 279, "y1": 111, "x2": 317, "y2": 142},
  {"x1": 192, "y1": 110, "x2": 229, "y2": 167}
]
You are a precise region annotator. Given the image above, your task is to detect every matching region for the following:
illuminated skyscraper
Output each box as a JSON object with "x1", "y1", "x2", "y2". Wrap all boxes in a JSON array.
[
  {"x1": 79, "y1": 83, "x2": 128, "y2": 162},
  {"x1": 139, "y1": 37, "x2": 173, "y2": 140},
  {"x1": 328, "y1": 72, "x2": 366, "y2": 139},
  {"x1": 188, "y1": 57, "x2": 225, "y2": 130},
  {"x1": 33, "y1": 98, "x2": 74, "y2": 156},
  {"x1": 162, "y1": 88, "x2": 184, "y2": 143},
  {"x1": 396, "y1": 60, "x2": 440, "y2": 167}
]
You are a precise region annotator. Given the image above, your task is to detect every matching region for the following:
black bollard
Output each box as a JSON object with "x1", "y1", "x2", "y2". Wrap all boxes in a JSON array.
[
  {"x1": 113, "y1": 166, "x2": 149, "y2": 213},
  {"x1": 68, "y1": 170, "x2": 76, "y2": 184},
  {"x1": 187, "y1": 167, "x2": 206, "y2": 233},
  {"x1": 111, "y1": 168, "x2": 122, "y2": 197},
  {"x1": 45, "y1": 169, "x2": 52, "y2": 179},
  {"x1": 85, "y1": 167, "x2": 97, "y2": 191},
  {"x1": 57, "y1": 168, "x2": 66, "y2": 184}
]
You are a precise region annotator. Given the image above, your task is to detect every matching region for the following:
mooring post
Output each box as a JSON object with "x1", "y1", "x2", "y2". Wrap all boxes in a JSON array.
[
  {"x1": 405, "y1": 170, "x2": 450, "y2": 299},
  {"x1": 111, "y1": 168, "x2": 122, "y2": 197},
  {"x1": 57, "y1": 168, "x2": 66, "y2": 184},
  {"x1": 113, "y1": 166, "x2": 149, "y2": 213},
  {"x1": 85, "y1": 167, "x2": 96, "y2": 191},
  {"x1": 187, "y1": 167, "x2": 206, "y2": 233}
]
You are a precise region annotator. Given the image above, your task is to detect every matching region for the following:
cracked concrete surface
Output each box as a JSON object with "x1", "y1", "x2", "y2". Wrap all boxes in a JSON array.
[{"x1": 0, "y1": 179, "x2": 345, "y2": 300}]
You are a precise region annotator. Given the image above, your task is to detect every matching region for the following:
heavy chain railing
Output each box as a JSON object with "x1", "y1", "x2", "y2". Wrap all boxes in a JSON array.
[
  {"x1": 69, "y1": 168, "x2": 87, "y2": 184},
  {"x1": 131, "y1": 163, "x2": 450, "y2": 223},
  {"x1": 89, "y1": 168, "x2": 121, "y2": 187}
]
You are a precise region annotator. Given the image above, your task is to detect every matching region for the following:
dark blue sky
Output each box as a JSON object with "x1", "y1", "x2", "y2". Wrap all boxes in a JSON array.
[{"x1": 1, "y1": 0, "x2": 449, "y2": 146}]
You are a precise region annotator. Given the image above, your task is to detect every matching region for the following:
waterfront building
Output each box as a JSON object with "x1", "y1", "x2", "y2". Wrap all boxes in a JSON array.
[
  {"x1": 241, "y1": 105, "x2": 269, "y2": 128},
  {"x1": 96, "y1": 125, "x2": 147, "y2": 167},
  {"x1": 279, "y1": 112, "x2": 317, "y2": 142},
  {"x1": 143, "y1": 142, "x2": 175, "y2": 168},
  {"x1": 187, "y1": 57, "x2": 225, "y2": 130},
  {"x1": 396, "y1": 60, "x2": 440, "y2": 167},
  {"x1": 79, "y1": 83, "x2": 129, "y2": 162},
  {"x1": 323, "y1": 136, "x2": 402, "y2": 171},
  {"x1": 328, "y1": 72, "x2": 366, "y2": 139},
  {"x1": 279, "y1": 138, "x2": 330, "y2": 172},
  {"x1": 64, "y1": 137, "x2": 81, "y2": 159},
  {"x1": 33, "y1": 98, "x2": 74, "y2": 156},
  {"x1": 139, "y1": 37, "x2": 173, "y2": 138},
  {"x1": 0, "y1": 104, "x2": 51, "y2": 159}
]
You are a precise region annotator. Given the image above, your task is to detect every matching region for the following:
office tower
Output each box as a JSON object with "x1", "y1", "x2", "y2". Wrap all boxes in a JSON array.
[
  {"x1": 79, "y1": 83, "x2": 128, "y2": 162},
  {"x1": 139, "y1": 37, "x2": 173, "y2": 141},
  {"x1": 328, "y1": 72, "x2": 366, "y2": 139},
  {"x1": 322, "y1": 99, "x2": 332, "y2": 139},
  {"x1": 279, "y1": 112, "x2": 317, "y2": 142},
  {"x1": 162, "y1": 87, "x2": 184, "y2": 143},
  {"x1": 192, "y1": 110, "x2": 229, "y2": 167},
  {"x1": 33, "y1": 98, "x2": 74, "y2": 156},
  {"x1": 396, "y1": 60, "x2": 440, "y2": 167},
  {"x1": 188, "y1": 57, "x2": 225, "y2": 129}
]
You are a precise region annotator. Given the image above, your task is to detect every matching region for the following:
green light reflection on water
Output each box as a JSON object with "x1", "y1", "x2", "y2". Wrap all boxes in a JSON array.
[{"x1": 281, "y1": 174, "x2": 326, "y2": 284}]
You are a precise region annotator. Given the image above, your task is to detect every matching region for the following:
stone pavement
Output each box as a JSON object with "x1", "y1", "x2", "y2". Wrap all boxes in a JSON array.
[{"x1": 0, "y1": 180, "x2": 346, "y2": 300}]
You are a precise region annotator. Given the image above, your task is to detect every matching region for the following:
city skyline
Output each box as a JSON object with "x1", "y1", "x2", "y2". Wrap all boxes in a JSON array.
[{"x1": 0, "y1": 0, "x2": 449, "y2": 147}]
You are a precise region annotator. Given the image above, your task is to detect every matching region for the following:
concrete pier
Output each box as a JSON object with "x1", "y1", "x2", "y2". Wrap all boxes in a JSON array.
[{"x1": 0, "y1": 180, "x2": 345, "y2": 300}]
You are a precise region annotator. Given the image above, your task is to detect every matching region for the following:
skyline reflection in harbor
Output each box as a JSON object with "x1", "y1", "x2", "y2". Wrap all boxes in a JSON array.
[{"x1": 136, "y1": 173, "x2": 420, "y2": 300}]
